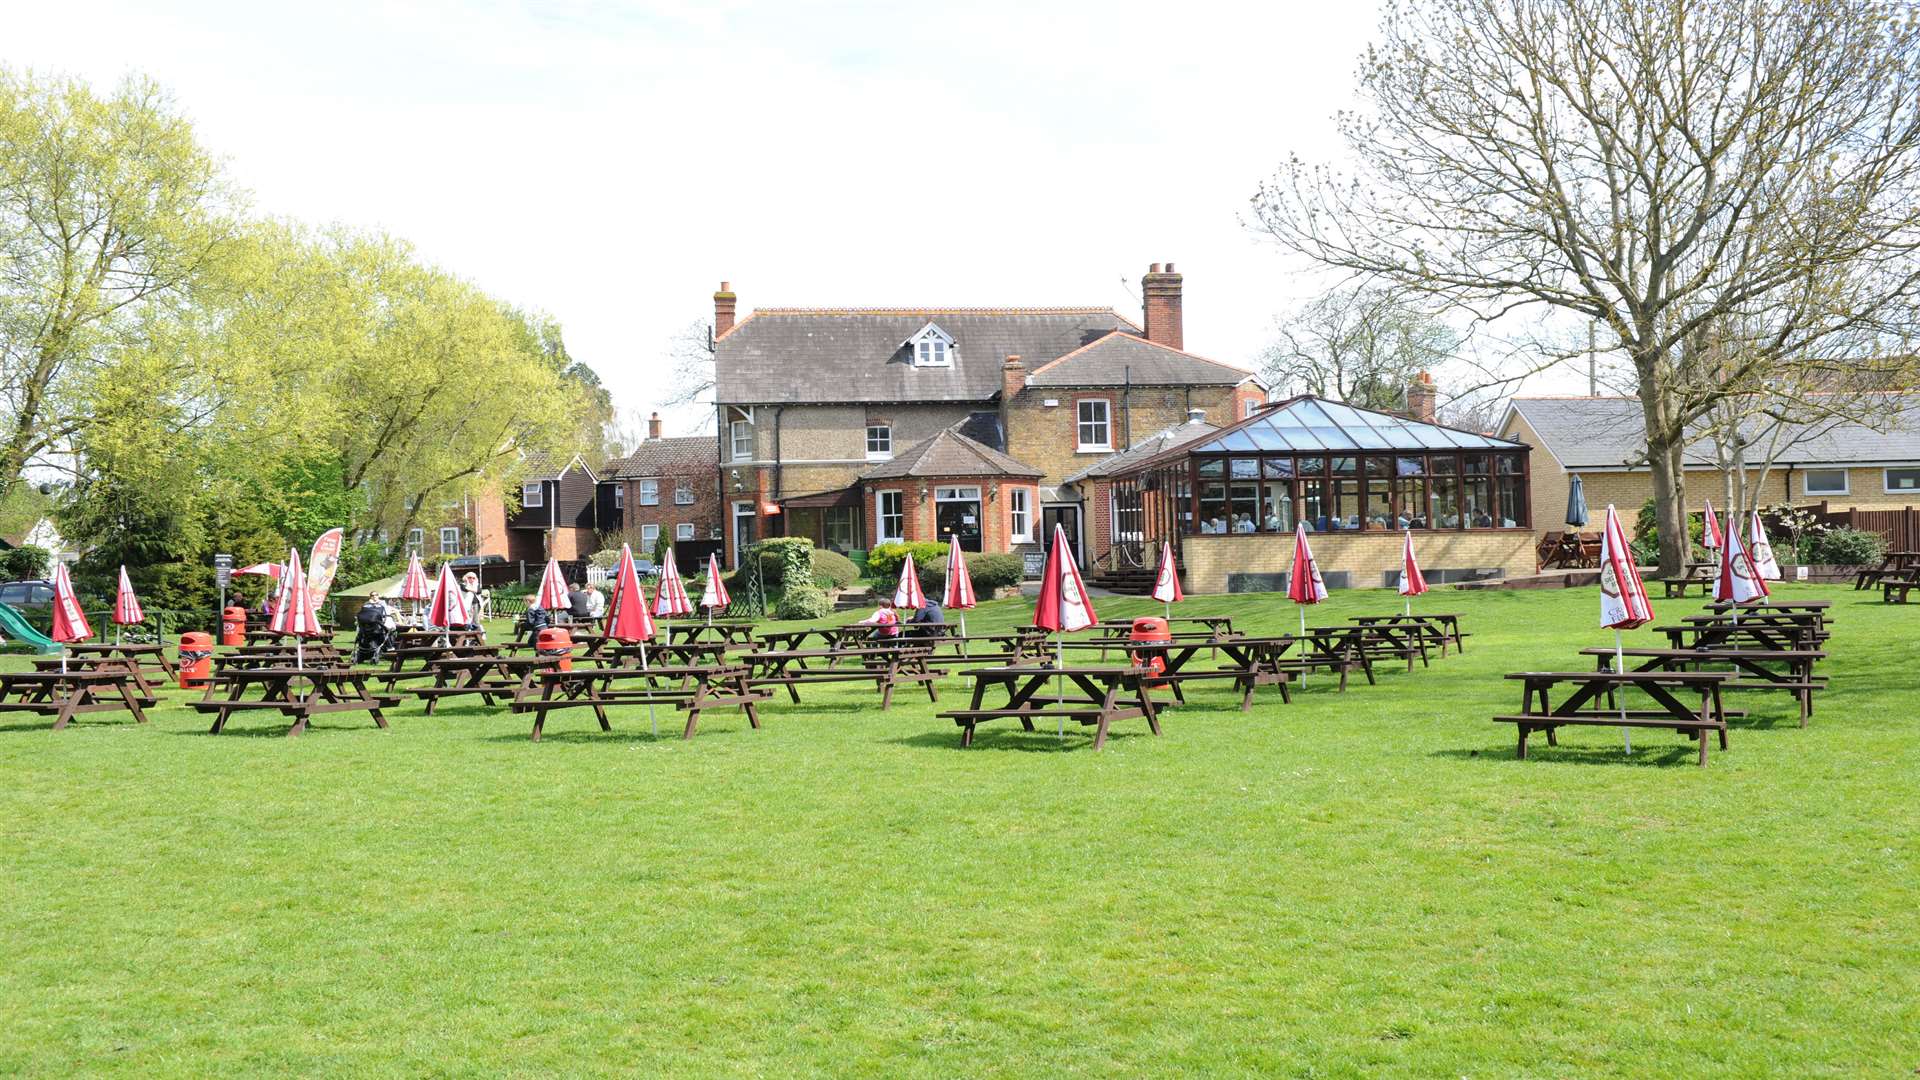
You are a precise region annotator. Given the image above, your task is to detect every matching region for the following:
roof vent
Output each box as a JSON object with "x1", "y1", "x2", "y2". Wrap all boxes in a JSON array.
[{"x1": 1187, "y1": 408, "x2": 1206, "y2": 424}]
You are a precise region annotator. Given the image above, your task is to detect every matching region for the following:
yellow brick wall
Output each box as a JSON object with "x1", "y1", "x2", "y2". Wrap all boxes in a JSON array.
[
  {"x1": 1180, "y1": 531, "x2": 1535, "y2": 594},
  {"x1": 1006, "y1": 384, "x2": 1241, "y2": 485}
]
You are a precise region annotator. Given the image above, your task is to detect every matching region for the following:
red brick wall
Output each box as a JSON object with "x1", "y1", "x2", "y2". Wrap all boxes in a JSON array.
[{"x1": 619, "y1": 465, "x2": 723, "y2": 549}]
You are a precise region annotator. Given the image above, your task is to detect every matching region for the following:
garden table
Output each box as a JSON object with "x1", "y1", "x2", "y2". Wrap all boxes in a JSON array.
[
  {"x1": 741, "y1": 645, "x2": 945, "y2": 709},
  {"x1": 189, "y1": 666, "x2": 394, "y2": 737},
  {"x1": 1351, "y1": 613, "x2": 1467, "y2": 655},
  {"x1": 939, "y1": 664, "x2": 1160, "y2": 750},
  {"x1": 66, "y1": 642, "x2": 178, "y2": 680},
  {"x1": 1058, "y1": 637, "x2": 1291, "y2": 710},
  {"x1": 512, "y1": 662, "x2": 765, "y2": 741},
  {"x1": 665, "y1": 621, "x2": 758, "y2": 646},
  {"x1": 1495, "y1": 670, "x2": 1733, "y2": 765},
  {"x1": 1579, "y1": 645, "x2": 1825, "y2": 724},
  {"x1": 0, "y1": 669, "x2": 152, "y2": 730},
  {"x1": 411, "y1": 654, "x2": 564, "y2": 714}
]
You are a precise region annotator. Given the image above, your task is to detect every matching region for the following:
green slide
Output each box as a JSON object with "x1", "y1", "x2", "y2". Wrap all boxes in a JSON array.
[{"x1": 0, "y1": 602, "x2": 59, "y2": 653}]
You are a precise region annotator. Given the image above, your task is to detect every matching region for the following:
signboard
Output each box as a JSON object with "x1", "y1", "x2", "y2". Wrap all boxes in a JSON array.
[
  {"x1": 213, "y1": 553, "x2": 233, "y2": 589},
  {"x1": 306, "y1": 528, "x2": 345, "y2": 611},
  {"x1": 1022, "y1": 552, "x2": 1046, "y2": 579}
]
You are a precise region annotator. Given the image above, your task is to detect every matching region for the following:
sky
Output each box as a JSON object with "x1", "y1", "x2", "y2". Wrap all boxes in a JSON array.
[{"x1": 5, "y1": 0, "x2": 1426, "y2": 435}]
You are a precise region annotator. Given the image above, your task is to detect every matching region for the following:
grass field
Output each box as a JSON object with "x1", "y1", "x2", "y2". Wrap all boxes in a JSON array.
[{"x1": 1, "y1": 583, "x2": 1915, "y2": 1077}]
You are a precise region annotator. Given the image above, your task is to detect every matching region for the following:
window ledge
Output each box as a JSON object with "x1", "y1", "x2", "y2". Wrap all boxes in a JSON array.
[{"x1": 1076, "y1": 445, "x2": 1113, "y2": 455}]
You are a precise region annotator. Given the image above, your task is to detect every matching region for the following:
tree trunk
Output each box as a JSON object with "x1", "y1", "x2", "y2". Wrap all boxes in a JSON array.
[{"x1": 1637, "y1": 383, "x2": 1689, "y2": 578}]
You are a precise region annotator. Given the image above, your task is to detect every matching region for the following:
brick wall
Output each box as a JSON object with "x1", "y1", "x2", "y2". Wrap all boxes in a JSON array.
[
  {"x1": 617, "y1": 465, "x2": 723, "y2": 549},
  {"x1": 470, "y1": 490, "x2": 509, "y2": 558},
  {"x1": 1006, "y1": 383, "x2": 1242, "y2": 485},
  {"x1": 1181, "y1": 530, "x2": 1535, "y2": 594},
  {"x1": 859, "y1": 477, "x2": 1039, "y2": 553}
]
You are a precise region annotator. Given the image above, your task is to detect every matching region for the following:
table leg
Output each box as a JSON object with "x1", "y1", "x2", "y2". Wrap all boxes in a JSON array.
[
  {"x1": 683, "y1": 676, "x2": 704, "y2": 740},
  {"x1": 1516, "y1": 722, "x2": 1530, "y2": 759},
  {"x1": 113, "y1": 676, "x2": 148, "y2": 725}
]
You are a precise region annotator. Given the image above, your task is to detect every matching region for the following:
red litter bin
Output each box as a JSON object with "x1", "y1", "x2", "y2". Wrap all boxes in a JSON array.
[
  {"x1": 1128, "y1": 616, "x2": 1171, "y2": 686},
  {"x1": 220, "y1": 606, "x2": 247, "y2": 647},
  {"x1": 178, "y1": 632, "x2": 213, "y2": 689},
  {"x1": 535, "y1": 626, "x2": 573, "y2": 672}
]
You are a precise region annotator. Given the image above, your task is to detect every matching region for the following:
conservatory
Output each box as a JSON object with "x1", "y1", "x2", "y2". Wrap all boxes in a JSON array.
[{"x1": 1105, "y1": 396, "x2": 1537, "y2": 593}]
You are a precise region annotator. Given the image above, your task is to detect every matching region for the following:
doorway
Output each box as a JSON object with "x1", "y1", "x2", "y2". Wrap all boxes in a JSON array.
[
  {"x1": 1041, "y1": 504, "x2": 1082, "y2": 566},
  {"x1": 934, "y1": 485, "x2": 983, "y2": 552},
  {"x1": 731, "y1": 501, "x2": 757, "y2": 567}
]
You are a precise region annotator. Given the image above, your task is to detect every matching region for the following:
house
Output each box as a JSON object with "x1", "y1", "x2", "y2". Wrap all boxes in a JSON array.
[
  {"x1": 606, "y1": 413, "x2": 723, "y2": 570},
  {"x1": 710, "y1": 263, "x2": 1267, "y2": 568},
  {"x1": 497, "y1": 451, "x2": 604, "y2": 563},
  {"x1": 1499, "y1": 394, "x2": 1920, "y2": 535},
  {"x1": 1098, "y1": 387, "x2": 1538, "y2": 593}
]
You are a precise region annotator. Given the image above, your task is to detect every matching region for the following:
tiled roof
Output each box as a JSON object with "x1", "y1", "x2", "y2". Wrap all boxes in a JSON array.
[
  {"x1": 1026, "y1": 333, "x2": 1255, "y2": 388},
  {"x1": 861, "y1": 428, "x2": 1044, "y2": 480},
  {"x1": 611, "y1": 436, "x2": 717, "y2": 477},
  {"x1": 1506, "y1": 394, "x2": 1920, "y2": 469},
  {"x1": 714, "y1": 309, "x2": 1136, "y2": 404},
  {"x1": 1065, "y1": 419, "x2": 1221, "y2": 483},
  {"x1": 519, "y1": 451, "x2": 591, "y2": 480}
]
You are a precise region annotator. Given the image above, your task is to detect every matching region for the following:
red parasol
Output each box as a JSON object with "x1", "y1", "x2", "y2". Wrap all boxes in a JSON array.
[
  {"x1": 1748, "y1": 512, "x2": 1782, "y2": 580},
  {"x1": 604, "y1": 543, "x2": 660, "y2": 735},
  {"x1": 1286, "y1": 524, "x2": 1327, "y2": 640},
  {"x1": 1032, "y1": 523, "x2": 1097, "y2": 730},
  {"x1": 533, "y1": 557, "x2": 569, "y2": 611},
  {"x1": 700, "y1": 551, "x2": 731, "y2": 613},
  {"x1": 943, "y1": 537, "x2": 976, "y2": 639},
  {"x1": 50, "y1": 562, "x2": 91, "y2": 644},
  {"x1": 652, "y1": 549, "x2": 694, "y2": 617},
  {"x1": 424, "y1": 562, "x2": 470, "y2": 631},
  {"x1": 1701, "y1": 501, "x2": 1723, "y2": 550},
  {"x1": 1149, "y1": 540, "x2": 1183, "y2": 614},
  {"x1": 1398, "y1": 530, "x2": 1428, "y2": 614},
  {"x1": 113, "y1": 565, "x2": 145, "y2": 626},
  {"x1": 1715, "y1": 515, "x2": 1771, "y2": 610},
  {"x1": 234, "y1": 562, "x2": 283, "y2": 579},
  {"x1": 893, "y1": 552, "x2": 926, "y2": 610},
  {"x1": 398, "y1": 554, "x2": 431, "y2": 601},
  {"x1": 1598, "y1": 504, "x2": 1654, "y2": 750}
]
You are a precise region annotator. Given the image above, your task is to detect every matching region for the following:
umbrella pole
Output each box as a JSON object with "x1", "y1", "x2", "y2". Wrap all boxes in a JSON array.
[
  {"x1": 1299, "y1": 606, "x2": 1308, "y2": 688},
  {"x1": 1615, "y1": 629, "x2": 1630, "y2": 753},
  {"x1": 958, "y1": 613, "x2": 967, "y2": 656},
  {"x1": 641, "y1": 640, "x2": 656, "y2": 738},
  {"x1": 1056, "y1": 635, "x2": 1065, "y2": 738}
]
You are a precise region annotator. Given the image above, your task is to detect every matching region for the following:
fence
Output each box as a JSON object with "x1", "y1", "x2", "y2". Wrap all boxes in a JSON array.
[{"x1": 1797, "y1": 502, "x2": 1920, "y2": 550}]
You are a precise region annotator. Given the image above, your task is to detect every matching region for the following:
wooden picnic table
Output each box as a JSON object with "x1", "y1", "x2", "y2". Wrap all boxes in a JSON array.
[
  {"x1": 0, "y1": 669, "x2": 154, "y2": 730},
  {"x1": 213, "y1": 645, "x2": 349, "y2": 673},
  {"x1": 1350, "y1": 613, "x2": 1468, "y2": 655},
  {"x1": 740, "y1": 645, "x2": 946, "y2": 709},
  {"x1": 603, "y1": 640, "x2": 734, "y2": 668},
  {"x1": 32, "y1": 656, "x2": 165, "y2": 701},
  {"x1": 243, "y1": 625, "x2": 338, "y2": 645},
  {"x1": 1853, "y1": 551, "x2": 1920, "y2": 590},
  {"x1": 1306, "y1": 623, "x2": 1428, "y2": 676},
  {"x1": 66, "y1": 642, "x2": 178, "y2": 680},
  {"x1": 1495, "y1": 670, "x2": 1734, "y2": 765},
  {"x1": 512, "y1": 662, "x2": 766, "y2": 741},
  {"x1": 1580, "y1": 646, "x2": 1826, "y2": 725},
  {"x1": 1092, "y1": 615, "x2": 1237, "y2": 638},
  {"x1": 1058, "y1": 637, "x2": 1292, "y2": 710},
  {"x1": 188, "y1": 666, "x2": 395, "y2": 737},
  {"x1": 1668, "y1": 611, "x2": 1826, "y2": 652},
  {"x1": 938, "y1": 664, "x2": 1160, "y2": 750},
  {"x1": 1656, "y1": 562, "x2": 1717, "y2": 597},
  {"x1": 411, "y1": 654, "x2": 563, "y2": 714},
  {"x1": 664, "y1": 620, "x2": 758, "y2": 646}
]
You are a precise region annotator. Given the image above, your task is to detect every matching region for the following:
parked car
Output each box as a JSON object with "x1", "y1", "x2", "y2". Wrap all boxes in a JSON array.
[{"x1": 0, "y1": 579, "x2": 55, "y2": 633}]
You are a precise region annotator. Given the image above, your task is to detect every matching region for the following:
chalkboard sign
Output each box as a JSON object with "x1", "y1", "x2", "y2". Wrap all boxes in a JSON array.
[{"x1": 1023, "y1": 552, "x2": 1047, "y2": 579}]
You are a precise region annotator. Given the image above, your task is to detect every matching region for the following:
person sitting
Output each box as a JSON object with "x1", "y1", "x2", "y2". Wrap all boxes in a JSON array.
[
  {"x1": 1233, "y1": 514, "x2": 1255, "y2": 533},
  {"x1": 857, "y1": 605, "x2": 900, "y2": 641},
  {"x1": 1208, "y1": 516, "x2": 1227, "y2": 534},
  {"x1": 566, "y1": 582, "x2": 594, "y2": 622},
  {"x1": 518, "y1": 602, "x2": 552, "y2": 646},
  {"x1": 1263, "y1": 513, "x2": 1284, "y2": 531},
  {"x1": 584, "y1": 585, "x2": 606, "y2": 620},
  {"x1": 906, "y1": 597, "x2": 945, "y2": 638}
]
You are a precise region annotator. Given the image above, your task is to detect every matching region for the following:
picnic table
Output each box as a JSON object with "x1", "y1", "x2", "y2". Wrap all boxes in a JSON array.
[
  {"x1": 1091, "y1": 615, "x2": 1236, "y2": 638},
  {"x1": 1853, "y1": 550, "x2": 1920, "y2": 590},
  {"x1": 1580, "y1": 646, "x2": 1826, "y2": 725},
  {"x1": 214, "y1": 645, "x2": 348, "y2": 672},
  {"x1": 741, "y1": 645, "x2": 946, "y2": 709},
  {"x1": 66, "y1": 642, "x2": 178, "y2": 680},
  {"x1": 411, "y1": 655, "x2": 563, "y2": 714},
  {"x1": 1494, "y1": 670, "x2": 1734, "y2": 766},
  {"x1": 1305, "y1": 624, "x2": 1428, "y2": 678},
  {"x1": 188, "y1": 666, "x2": 396, "y2": 737},
  {"x1": 1665, "y1": 611, "x2": 1826, "y2": 652},
  {"x1": 665, "y1": 620, "x2": 758, "y2": 646},
  {"x1": 0, "y1": 669, "x2": 154, "y2": 730},
  {"x1": 243, "y1": 625, "x2": 338, "y2": 645},
  {"x1": 603, "y1": 641, "x2": 734, "y2": 668},
  {"x1": 1656, "y1": 562, "x2": 1717, "y2": 598},
  {"x1": 512, "y1": 662, "x2": 766, "y2": 741},
  {"x1": 938, "y1": 664, "x2": 1161, "y2": 750},
  {"x1": 1059, "y1": 636, "x2": 1292, "y2": 710},
  {"x1": 32, "y1": 655, "x2": 165, "y2": 701},
  {"x1": 1351, "y1": 613, "x2": 1468, "y2": 655}
]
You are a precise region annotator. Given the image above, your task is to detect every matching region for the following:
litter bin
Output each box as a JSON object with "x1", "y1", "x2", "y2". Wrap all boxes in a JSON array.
[
  {"x1": 178, "y1": 632, "x2": 213, "y2": 689},
  {"x1": 1128, "y1": 616, "x2": 1171, "y2": 685},
  {"x1": 220, "y1": 606, "x2": 247, "y2": 647},
  {"x1": 535, "y1": 627, "x2": 574, "y2": 672}
]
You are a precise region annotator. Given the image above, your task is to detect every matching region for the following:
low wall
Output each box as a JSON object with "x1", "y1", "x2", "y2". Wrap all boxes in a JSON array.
[{"x1": 1181, "y1": 530, "x2": 1536, "y2": 594}]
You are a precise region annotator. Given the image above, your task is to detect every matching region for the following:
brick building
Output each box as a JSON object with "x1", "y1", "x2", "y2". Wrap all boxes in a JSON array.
[
  {"x1": 1501, "y1": 394, "x2": 1920, "y2": 539},
  {"x1": 710, "y1": 262, "x2": 1267, "y2": 570},
  {"x1": 605, "y1": 414, "x2": 723, "y2": 571},
  {"x1": 499, "y1": 452, "x2": 604, "y2": 563}
]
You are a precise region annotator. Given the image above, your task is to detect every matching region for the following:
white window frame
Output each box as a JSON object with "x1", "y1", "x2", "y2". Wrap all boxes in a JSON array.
[
  {"x1": 640, "y1": 523, "x2": 660, "y2": 548},
  {"x1": 406, "y1": 527, "x2": 425, "y2": 553},
  {"x1": 438, "y1": 527, "x2": 461, "y2": 555},
  {"x1": 1076, "y1": 398, "x2": 1112, "y2": 452},
  {"x1": 612, "y1": 485, "x2": 624, "y2": 509},
  {"x1": 638, "y1": 478, "x2": 660, "y2": 506},
  {"x1": 1803, "y1": 468, "x2": 1850, "y2": 496},
  {"x1": 676, "y1": 522, "x2": 695, "y2": 541},
  {"x1": 1110, "y1": 486, "x2": 1145, "y2": 544},
  {"x1": 934, "y1": 485, "x2": 981, "y2": 503},
  {"x1": 1884, "y1": 467, "x2": 1920, "y2": 494},
  {"x1": 521, "y1": 481, "x2": 544, "y2": 508},
  {"x1": 866, "y1": 424, "x2": 893, "y2": 461},
  {"x1": 907, "y1": 323, "x2": 955, "y2": 368},
  {"x1": 674, "y1": 478, "x2": 695, "y2": 505},
  {"x1": 1008, "y1": 487, "x2": 1032, "y2": 542},
  {"x1": 728, "y1": 407, "x2": 755, "y2": 462},
  {"x1": 876, "y1": 489, "x2": 905, "y2": 543}
]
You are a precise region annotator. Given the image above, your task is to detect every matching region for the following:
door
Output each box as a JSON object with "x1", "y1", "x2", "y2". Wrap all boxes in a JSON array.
[
  {"x1": 934, "y1": 485, "x2": 983, "y2": 552},
  {"x1": 731, "y1": 501, "x2": 757, "y2": 567},
  {"x1": 1042, "y1": 505, "x2": 1082, "y2": 566}
]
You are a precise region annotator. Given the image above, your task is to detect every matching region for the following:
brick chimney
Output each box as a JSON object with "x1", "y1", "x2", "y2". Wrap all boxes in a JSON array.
[
  {"x1": 1001, "y1": 354, "x2": 1025, "y2": 403},
  {"x1": 713, "y1": 281, "x2": 737, "y2": 337},
  {"x1": 1141, "y1": 262, "x2": 1183, "y2": 350},
  {"x1": 647, "y1": 411, "x2": 662, "y2": 440},
  {"x1": 1407, "y1": 372, "x2": 1437, "y2": 422}
]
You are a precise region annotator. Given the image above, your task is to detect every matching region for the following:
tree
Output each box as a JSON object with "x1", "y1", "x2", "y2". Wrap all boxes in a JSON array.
[
  {"x1": 1258, "y1": 285, "x2": 1457, "y2": 409},
  {"x1": 1252, "y1": 0, "x2": 1920, "y2": 574},
  {"x1": 662, "y1": 318, "x2": 715, "y2": 408},
  {"x1": 0, "y1": 70, "x2": 241, "y2": 500}
]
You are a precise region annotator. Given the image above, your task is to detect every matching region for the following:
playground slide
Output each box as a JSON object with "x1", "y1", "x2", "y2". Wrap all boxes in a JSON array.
[{"x1": 0, "y1": 602, "x2": 59, "y2": 654}]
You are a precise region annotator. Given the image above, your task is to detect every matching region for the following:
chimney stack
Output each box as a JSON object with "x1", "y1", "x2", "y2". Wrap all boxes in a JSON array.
[
  {"x1": 713, "y1": 281, "x2": 737, "y2": 337},
  {"x1": 1000, "y1": 355, "x2": 1026, "y2": 403},
  {"x1": 647, "y1": 411, "x2": 662, "y2": 440},
  {"x1": 1407, "y1": 372, "x2": 1437, "y2": 423},
  {"x1": 1187, "y1": 408, "x2": 1206, "y2": 425},
  {"x1": 1141, "y1": 262, "x2": 1184, "y2": 350}
]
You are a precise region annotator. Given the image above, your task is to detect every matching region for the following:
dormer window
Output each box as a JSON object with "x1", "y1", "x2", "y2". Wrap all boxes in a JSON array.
[{"x1": 906, "y1": 323, "x2": 956, "y2": 368}]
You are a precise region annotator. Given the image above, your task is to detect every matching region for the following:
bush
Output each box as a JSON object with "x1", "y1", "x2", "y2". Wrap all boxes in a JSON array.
[
  {"x1": 812, "y1": 548, "x2": 860, "y2": 590},
  {"x1": 773, "y1": 581, "x2": 833, "y2": 620},
  {"x1": 1807, "y1": 526, "x2": 1885, "y2": 566},
  {"x1": 866, "y1": 541, "x2": 947, "y2": 585},
  {"x1": 586, "y1": 547, "x2": 621, "y2": 570},
  {"x1": 0, "y1": 544, "x2": 49, "y2": 580},
  {"x1": 967, "y1": 553, "x2": 1025, "y2": 592}
]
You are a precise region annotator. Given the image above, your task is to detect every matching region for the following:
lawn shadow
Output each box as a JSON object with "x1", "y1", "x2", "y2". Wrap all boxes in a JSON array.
[
  {"x1": 1430, "y1": 744, "x2": 1705, "y2": 768},
  {"x1": 883, "y1": 728, "x2": 1150, "y2": 753}
]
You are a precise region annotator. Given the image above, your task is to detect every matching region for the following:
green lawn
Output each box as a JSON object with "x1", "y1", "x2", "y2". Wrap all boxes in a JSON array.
[{"x1": 1, "y1": 584, "x2": 1914, "y2": 1077}]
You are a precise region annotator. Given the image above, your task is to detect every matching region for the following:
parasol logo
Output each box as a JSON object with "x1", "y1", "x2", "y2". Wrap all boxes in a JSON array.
[{"x1": 1599, "y1": 558, "x2": 1622, "y2": 599}]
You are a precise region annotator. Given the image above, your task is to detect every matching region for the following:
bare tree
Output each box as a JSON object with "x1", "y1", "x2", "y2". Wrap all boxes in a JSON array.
[
  {"x1": 1259, "y1": 285, "x2": 1457, "y2": 409},
  {"x1": 1252, "y1": 0, "x2": 1920, "y2": 574},
  {"x1": 663, "y1": 319, "x2": 716, "y2": 409}
]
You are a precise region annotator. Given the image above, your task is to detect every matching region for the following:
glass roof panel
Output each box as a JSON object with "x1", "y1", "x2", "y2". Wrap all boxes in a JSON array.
[
  {"x1": 1156, "y1": 397, "x2": 1519, "y2": 469},
  {"x1": 1215, "y1": 429, "x2": 1261, "y2": 452}
]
